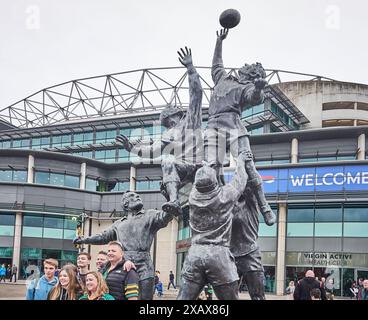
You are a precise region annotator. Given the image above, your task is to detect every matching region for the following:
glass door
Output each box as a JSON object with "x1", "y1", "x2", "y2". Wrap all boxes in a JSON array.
[{"x1": 356, "y1": 269, "x2": 368, "y2": 282}]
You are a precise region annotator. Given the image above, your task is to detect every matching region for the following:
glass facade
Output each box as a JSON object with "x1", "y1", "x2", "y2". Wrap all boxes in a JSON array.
[
  {"x1": 270, "y1": 100, "x2": 299, "y2": 129},
  {"x1": 22, "y1": 214, "x2": 78, "y2": 240},
  {"x1": 241, "y1": 103, "x2": 265, "y2": 120},
  {"x1": 0, "y1": 213, "x2": 15, "y2": 236},
  {"x1": 287, "y1": 204, "x2": 368, "y2": 237},
  {"x1": 0, "y1": 170, "x2": 27, "y2": 182},
  {"x1": 285, "y1": 252, "x2": 368, "y2": 297},
  {"x1": 299, "y1": 155, "x2": 356, "y2": 163},
  {"x1": 34, "y1": 171, "x2": 80, "y2": 188},
  {"x1": 20, "y1": 248, "x2": 78, "y2": 279},
  {"x1": 136, "y1": 179, "x2": 161, "y2": 191}
]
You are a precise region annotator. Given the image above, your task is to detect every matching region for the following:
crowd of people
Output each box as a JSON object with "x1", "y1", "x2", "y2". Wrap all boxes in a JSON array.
[
  {"x1": 25, "y1": 241, "x2": 139, "y2": 300},
  {"x1": 285, "y1": 270, "x2": 368, "y2": 300},
  {"x1": 0, "y1": 264, "x2": 18, "y2": 283},
  {"x1": 4, "y1": 251, "x2": 368, "y2": 301}
]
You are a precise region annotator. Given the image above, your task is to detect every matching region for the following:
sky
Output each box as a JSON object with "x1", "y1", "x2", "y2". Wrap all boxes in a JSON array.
[{"x1": 0, "y1": 0, "x2": 367, "y2": 109}]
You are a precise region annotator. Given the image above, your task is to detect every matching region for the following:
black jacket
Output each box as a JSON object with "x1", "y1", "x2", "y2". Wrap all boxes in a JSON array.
[
  {"x1": 294, "y1": 277, "x2": 327, "y2": 300},
  {"x1": 102, "y1": 259, "x2": 139, "y2": 300}
]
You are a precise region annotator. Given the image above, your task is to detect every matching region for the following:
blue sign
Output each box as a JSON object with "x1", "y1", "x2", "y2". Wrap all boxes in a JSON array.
[{"x1": 225, "y1": 164, "x2": 368, "y2": 193}]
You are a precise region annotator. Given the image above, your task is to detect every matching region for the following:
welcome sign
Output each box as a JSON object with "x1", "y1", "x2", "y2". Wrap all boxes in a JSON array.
[{"x1": 224, "y1": 165, "x2": 368, "y2": 193}]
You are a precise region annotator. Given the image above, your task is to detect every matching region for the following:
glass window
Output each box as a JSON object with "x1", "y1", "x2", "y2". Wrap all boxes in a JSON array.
[
  {"x1": 299, "y1": 158, "x2": 318, "y2": 163},
  {"x1": 0, "y1": 225, "x2": 14, "y2": 236},
  {"x1": 315, "y1": 206, "x2": 342, "y2": 222},
  {"x1": 105, "y1": 149, "x2": 116, "y2": 161},
  {"x1": 136, "y1": 181, "x2": 149, "y2": 190},
  {"x1": 106, "y1": 130, "x2": 117, "y2": 140},
  {"x1": 62, "y1": 134, "x2": 71, "y2": 146},
  {"x1": 86, "y1": 178, "x2": 97, "y2": 191},
  {"x1": 0, "y1": 247, "x2": 13, "y2": 258},
  {"x1": 120, "y1": 127, "x2": 131, "y2": 137},
  {"x1": 2, "y1": 141, "x2": 11, "y2": 148},
  {"x1": 84, "y1": 132, "x2": 94, "y2": 144},
  {"x1": 62, "y1": 250, "x2": 78, "y2": 261},
  {"x1": 23, "y1": 215, "x2": 43, "y2": 227},
  {"x1": 95, "y1": 150, "x2": 105, "y2": 159},
  {"x1": 130, "y1": 127, "x2": 142, "y2": 138},
  {"x1": 73, "y1": 132, "x2": 93, "y2": 144},
  {"x1": 42, "y1": 249, "x2": 61, "y2": 260},
  {"x1": 95, "y1": 131, "x2": 106, "y2": 142},
  {"x1": 64, "y1": 216, "x2": 78, "y2": 230},
  {"x1": 44, "y1": 217, "x2": 64, "y2": 229},
  {"x1": 118, "y1": 149, "x2": 129, "y2": 161},
  {"x1": 314, "y1": 223, "x2": 342, "y2": 237},
  {"x1": 13, "y1": 171, "x2": 27, "y2": 182},
  {"x1": 23, "y1": 226, "x2": 43, "y2": 237},
  {"x1": 0, "y1": 170, "x2": 12, "y2": 181},
  {"x1": 63, "y1": 229, "x2": 76, "y2": 240},
  {"x1": 0, "y1": 214, "x2": 15, "y2": 225},
  {"x1": 150, "y1": 180, "x2": 161, "y2": 190},
  {"x1": 73, "y1": 133, "x2": 84, "y2": 143},
  {"x1": 344, "y1": 206, "x2": 368, "y2": 222},
  {"x1": 344, "y1": 223, "x2": 368, "y2": 237},
  {"x1": 43, "y1": 228, "x2": 63, "y2": 239},
  {"x1": 64, "y1": 175, "x2": 80, "y2": 188},
  {"x1": 287, "y1": 207, "x2": 314, "y2": 222},
  {"x1": 35, "y1": 171, "x2": 50, "y2": 184},
  {"x1": 52, "y1": 135, "x2": 62, "y2": 147},
  {"x1": 50, "y1": 173, "x2": 65, "y2": 186},
  {"x1": 287, "y1": 223, "x2": 314, "y2": 237},
  {"x1": 12, "y1": 139, "x2": 21, "y2": 148},
  {"x1": 249, "y1": 126, "x2": 263, "y2": 135},
  {"x1": 253, "y1": 103, "x2": 265, "y2": 115},
  {"x1": 41, "y1": 136, "x2": 51, "y2": 146},
  {"x1": 259, "y1": 223, "x2": 277, "y2": 237},
  {"x1": 21, "y1": 248, "x2": 42, "y2": 259}
]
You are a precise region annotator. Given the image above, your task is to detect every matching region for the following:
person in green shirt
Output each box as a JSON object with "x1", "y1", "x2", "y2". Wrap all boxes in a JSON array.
[{"x1": 79, "y1": 271, "x2": 115, "y2": 300}]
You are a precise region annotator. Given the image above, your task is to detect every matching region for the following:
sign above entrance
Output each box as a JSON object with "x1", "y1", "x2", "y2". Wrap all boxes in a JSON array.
[
  {"x1": 286, "y1": 252, "x2": 368, "y2": 268},
  {"x1": 225, "y1": 165, "x2": 368, "y2": 193}
]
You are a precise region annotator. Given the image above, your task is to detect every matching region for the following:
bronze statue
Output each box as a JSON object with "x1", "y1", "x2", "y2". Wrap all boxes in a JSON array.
[
  {"x1": 231, "y1": 186, "x2": 268, "y2": 300},
  {"x1": 116, "y1": 47, "x2": 203, "y2": 215},
  {"x1": 204, "y1": 28, "x2": 276, "y2": 226},
  {"x1": 177, "y1": 152, "x2": 250, "y2": 300},
  {"x1": 74, "y1": 191, "x2": 178, "y2": 300}
]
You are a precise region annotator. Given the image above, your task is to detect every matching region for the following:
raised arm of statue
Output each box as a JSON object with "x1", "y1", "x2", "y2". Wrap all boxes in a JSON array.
[
  {"x1": 225, "y1": 151, "x2": 250, "y2": 202},
  {"x1": 178, "y1": 47, "x2": 203, "y2": 130},
  {"x1": 212, "y1": 28, "x2": 228, "y2": 85},
  {"x1": 116, "y1": 135, "x2": 168, "y2": 159},
  {"x1": 73, "y1": 227, "x2": 116, "y2": 246}
]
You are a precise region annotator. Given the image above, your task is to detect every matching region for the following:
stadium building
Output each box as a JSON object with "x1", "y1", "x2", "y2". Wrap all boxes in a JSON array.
[{"x1": 0, "y1": 67, "x2": 367, "y2": 297}]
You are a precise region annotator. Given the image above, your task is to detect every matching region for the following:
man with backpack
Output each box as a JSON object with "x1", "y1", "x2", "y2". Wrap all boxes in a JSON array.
[{"x1": 293, "y1": 270, "x2": 327, "y2": 300}]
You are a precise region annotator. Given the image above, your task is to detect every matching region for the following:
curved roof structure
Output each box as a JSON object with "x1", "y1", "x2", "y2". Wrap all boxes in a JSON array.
[{"x1": 1, "y1": 67, "x2": 341, "y2": 128}]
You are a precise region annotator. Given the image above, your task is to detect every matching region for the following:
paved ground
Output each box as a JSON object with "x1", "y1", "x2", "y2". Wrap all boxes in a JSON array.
[{"x1": 0, "y1": 281, "x2": 350, "y2": 300}]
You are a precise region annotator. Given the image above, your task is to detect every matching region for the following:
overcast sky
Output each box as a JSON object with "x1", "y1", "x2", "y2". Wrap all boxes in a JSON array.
[{"x1": 1, "y1": 0, "x2": 367, "y2": 109}]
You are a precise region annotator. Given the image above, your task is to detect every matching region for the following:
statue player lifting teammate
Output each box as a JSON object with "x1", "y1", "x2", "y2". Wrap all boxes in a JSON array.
[
  {"x1": 116, "y1": 47, "x2": 203, "y2": 215},
  {"x1": 204, "y1": 28, "x2": 276, "y2": 226}
]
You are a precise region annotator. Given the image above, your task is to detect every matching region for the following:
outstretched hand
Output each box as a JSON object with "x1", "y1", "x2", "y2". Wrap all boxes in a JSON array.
[
  {"x1": 178, "y1": 47, "x2": 192, "y2": 67},
  {"x1": 254, "y1": 78, "x2": 268, "y2": 90},
  {"x1": 116, "y1": 134, "x2": 134, "y2": 151},
  {"x1": 216, "y1": 28, "x2": 229, "y2": 41}
]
